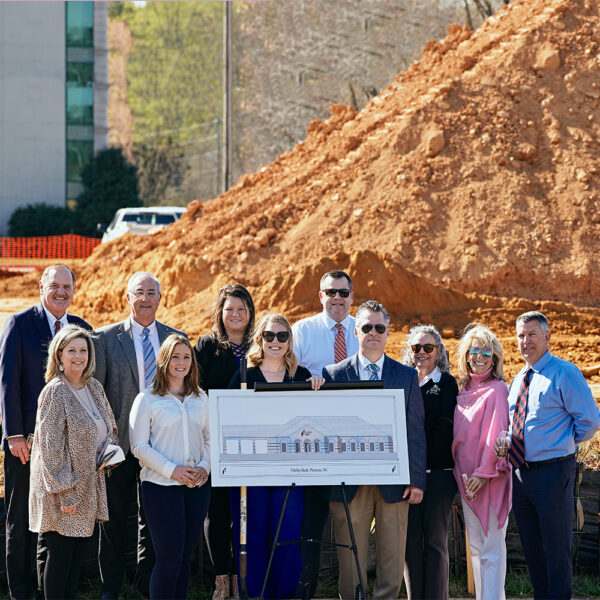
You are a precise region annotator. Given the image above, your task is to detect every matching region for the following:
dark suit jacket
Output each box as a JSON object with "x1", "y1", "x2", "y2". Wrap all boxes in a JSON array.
[
  {"x1": 194, "y1": 334, "x2": 240, "y2": 392},
  {"x1": 94, "y1": 318, "x2": 185, "y2": 454},
  {"x1": 0, "y1": 303, "x2": 91, "y2": 450},
  {"x1": 323, "y1": 353, "x2": 426, "y2": 503}
]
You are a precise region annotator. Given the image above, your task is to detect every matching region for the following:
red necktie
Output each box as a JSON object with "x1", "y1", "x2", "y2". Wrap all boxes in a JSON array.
[
  {"x1": 509, "y1": 368, "x2": 532, "y2": 469},
  {"x1": 334, "y1": 323, "x2": 347, "y2": 363},
  {"x1": 54, "y1": 320, "x2": 62, "y2": 337}
]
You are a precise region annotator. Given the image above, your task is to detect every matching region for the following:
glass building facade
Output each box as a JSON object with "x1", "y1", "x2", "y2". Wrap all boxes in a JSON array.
[{"x1": 66, "y1": 1, "x2": 94, "y2": 204}]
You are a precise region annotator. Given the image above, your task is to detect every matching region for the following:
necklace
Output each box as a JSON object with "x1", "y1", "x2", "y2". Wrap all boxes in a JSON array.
[{"x1": 67, "y1": 382, "x2": 101, "y2": 420}]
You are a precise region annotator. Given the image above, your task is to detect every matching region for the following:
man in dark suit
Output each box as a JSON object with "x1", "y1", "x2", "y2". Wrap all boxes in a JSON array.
[
  {"x1": 323, "y1": 300, "x2": 426, "y2": 600},
  {"x1": 0, "y1": 264, "x2": 90, "y2": 600},
  {"x1": 94, "y1": 271, "x2": 185, "y2": 600}
]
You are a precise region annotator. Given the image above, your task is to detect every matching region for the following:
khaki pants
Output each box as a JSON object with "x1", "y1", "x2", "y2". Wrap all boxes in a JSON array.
[{"x1": 330, "y1": 486, "x2": 409, "y2": 600}]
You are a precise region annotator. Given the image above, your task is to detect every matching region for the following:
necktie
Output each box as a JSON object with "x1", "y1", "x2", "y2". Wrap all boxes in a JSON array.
[
  {"x1": 367, "y1": 363, "x2": 379, "y2": 381},
  {"x1": 54, "y1": 320, "x2": 62, "y2": 337},
  {"x1": 509, "y1": 368, "x2": 533, "y2": 469},
  {"x1": 142, "y1": 328, "x2": 157, "y2": 388},
  {"x1": 334, "y1": 323, "x2": 347, "y2": 363}
]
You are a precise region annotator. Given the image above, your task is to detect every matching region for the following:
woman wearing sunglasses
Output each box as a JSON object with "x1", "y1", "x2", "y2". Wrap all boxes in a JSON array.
[
  {"x1": 401, "y1": 325, "x2": 458, "y2": 600},
  {"x1": 452, "y1": 324, "x2": 511, "y2": 600},
  {"x1": 229, "y1": 313, "x2": 323, "y2": 599}
]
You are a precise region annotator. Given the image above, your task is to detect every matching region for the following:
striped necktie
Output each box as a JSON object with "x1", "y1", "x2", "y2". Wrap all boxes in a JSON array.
[
  {"x1": 54, "y1": 320, "x2": 62, "y2": 337},
  {"x1": 509, "y1": 368, "x2": 533, "y2": 469},
  {"x1": 142, "y1": 327, "x2": 157, "y2": 388},
  {"x1": 367, "y1": 363, "x2": 379, "y2": 380},
  {"x1": 334, "y1": 323, "x2": 347, "y2": 363}
]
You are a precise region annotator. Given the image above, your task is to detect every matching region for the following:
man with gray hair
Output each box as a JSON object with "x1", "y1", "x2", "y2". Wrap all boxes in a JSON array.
[
  {"x1": 506, "y1": 310, "x2": 600, "y2": 599},
  {"x1": 323, "y1": 300, "x2": 426, "y2": 600},
  {"x1": 94, "y1": 272, "x2": 185, "y2": 600}
]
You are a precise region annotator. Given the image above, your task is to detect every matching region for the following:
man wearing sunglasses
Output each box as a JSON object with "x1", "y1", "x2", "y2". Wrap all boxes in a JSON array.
[
  {"x1": 323, "y1": 300, "x2": 426, "y2": 600},
  {"x1": 292, "y1": 270, "x2": 359, "y2": 599},
  {"x1": 505, "y1": 311, "x2": 600, "y2": 600}
]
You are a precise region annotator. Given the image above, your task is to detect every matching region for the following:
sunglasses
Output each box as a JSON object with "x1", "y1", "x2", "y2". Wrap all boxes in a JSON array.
[
  {"x1": 411, "y1": 343, "x2": 436, "y2": 354},
  {"x1": 361, "y1": 323, "x2": 387, "y2": 334},
  {"x1": 321, "y1": 288, "x2": 351, "y2": 298},
  {"x1": 262, "y1": 330, "x2": 290, "y2": 343},
  {"x1": 468, "y1": 346, "x2": 493, "y2": 358}
]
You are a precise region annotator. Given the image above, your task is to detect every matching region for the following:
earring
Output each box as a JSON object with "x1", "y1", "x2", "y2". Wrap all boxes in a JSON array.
[{"x1": 58, "y1": 363, "x2": 64, "y2": 372}]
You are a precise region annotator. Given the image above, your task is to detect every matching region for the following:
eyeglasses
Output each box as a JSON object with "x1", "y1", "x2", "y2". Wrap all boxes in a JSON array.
[
  {"x1": 321, "y1": 288, "x2": 351, "y2": 298},
  {"x1": 468, "y1": 347, "x2": 493, "y2": 358},
  {"x1": 411, "y1": 344, "x2": 436, "y2": 354},
  {"x1": 130, "y1": 289, "x2": 159, "y2": 299},
  {"x1": 361, "y1": 324, "x2": 387, "y2": 334},
  {"x1": 262, "y1": 331, "x2": 290, "y2": 343}
]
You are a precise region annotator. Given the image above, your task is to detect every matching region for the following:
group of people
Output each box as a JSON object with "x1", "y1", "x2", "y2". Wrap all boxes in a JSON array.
[{"x1": 0, "y1": 263, "x2": 599, "y2": 600}]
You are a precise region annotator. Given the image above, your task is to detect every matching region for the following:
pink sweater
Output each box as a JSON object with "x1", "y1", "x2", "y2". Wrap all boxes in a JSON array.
[{"x1": 452, "y1": 369, "x2": 512, "y2": 535}]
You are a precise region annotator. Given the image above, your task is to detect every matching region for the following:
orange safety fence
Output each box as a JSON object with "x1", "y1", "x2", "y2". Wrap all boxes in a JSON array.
[{"x1": 0, "y1": 234, "x2": 101, "y2": 273}]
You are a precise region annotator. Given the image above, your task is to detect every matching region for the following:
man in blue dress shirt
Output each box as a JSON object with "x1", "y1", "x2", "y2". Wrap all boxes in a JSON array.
[{"x1": 507, "y1": 311, "x2": 600, "y2": 600}]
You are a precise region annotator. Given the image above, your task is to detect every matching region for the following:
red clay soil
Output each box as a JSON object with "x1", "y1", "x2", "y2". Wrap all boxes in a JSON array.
[{"x1": 2, "y1": 0, "x2": 600, "y2": 378}]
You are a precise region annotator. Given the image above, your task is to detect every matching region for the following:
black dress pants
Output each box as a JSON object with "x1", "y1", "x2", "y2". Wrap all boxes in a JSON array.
[
  {"x1": 99, "y1": 452, "x2": 154, "y2": 596},
  {"x1": 204, "y1": 482, "x2": 234, "y2": 576},
  {"x1": 4, "y1": 450, "x2": 39, "y2": 600},
  {"x1": 295, "y1": 486, "x2": 330, "y2": 599},
  {"x1": 40, "y1": 531, "x2": 88, "y2": 600}
]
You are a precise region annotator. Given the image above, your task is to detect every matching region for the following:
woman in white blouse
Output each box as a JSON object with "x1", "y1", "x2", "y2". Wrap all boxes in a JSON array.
[{"x1": 129, "y1": 334, "x2": 210, "y2": 600}]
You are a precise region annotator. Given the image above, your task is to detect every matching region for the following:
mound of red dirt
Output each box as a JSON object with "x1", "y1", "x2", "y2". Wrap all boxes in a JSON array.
[{"x1": 3, "y1": 0, "x2": 600, "y2": 354}]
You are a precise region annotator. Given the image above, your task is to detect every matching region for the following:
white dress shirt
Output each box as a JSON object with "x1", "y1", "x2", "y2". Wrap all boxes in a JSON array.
[
  {"x1": 129, "y1": 389, "x2": 210, "y2": 486},
  {"x1": 43, "y1": 306, "x2": 69, "y2": 337},
  {"x1": 357, "y1": 352, "x2": 385, "y2": 381},
  {"x1": 419, "y1": 366, "x2": 441, "y2": 388},
  {"x1": 292, "y1": 311, "x2": 359, "y2": 376},
  {"x1": 130, "y1": 318, "x2": 160, "y2": 392}
]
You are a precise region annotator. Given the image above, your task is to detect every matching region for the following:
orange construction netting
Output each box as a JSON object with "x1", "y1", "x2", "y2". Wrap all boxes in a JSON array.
[{"x1": 0, "y1": 234, "x2": 101, "y2": 273}]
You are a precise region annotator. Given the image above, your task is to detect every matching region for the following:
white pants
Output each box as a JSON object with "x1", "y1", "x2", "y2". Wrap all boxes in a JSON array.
[{"x1": 462, "y1": 501, "x2": 508, "y2": 600}]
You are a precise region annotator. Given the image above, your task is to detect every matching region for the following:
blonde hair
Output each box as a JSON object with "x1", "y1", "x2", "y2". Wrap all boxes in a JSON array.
[
  {"x1": 247, "y1": 313, "x2": 298, "y2": 377},
  {"x1": 456, "y1": 323, "x2": 505, "y2": 389},
  {"x1": 45, "y1": 325, "x2": 95, "y2": 384},
  {"x1": 152, "y1": 334, "x2": 200, "y2": 397}
]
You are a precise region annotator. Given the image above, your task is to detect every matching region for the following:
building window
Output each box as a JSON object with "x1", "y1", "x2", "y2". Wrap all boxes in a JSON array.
[
  {"x1": 304, "y1": 442, "x2": 311, "y2": 453},
  {"x1": 369, "y1": 442, "x2": 375, "y2": 452},
  {"x1": 328, "y1": 442, "x2": 334, "y2": 452},
  {"x1": 341, "y1": 442, "x2": 347, "y2": 452},
  {"x1": 351, "y1": 442, "x2": 356, "y2": 452},
  {"x1": 66, "y1": 2, "x2": 94, "y2": 46},
  {"x1": 379, "y1": 442, "x2": 384, "y2": 451},
  {"x1": 281, "y1": 443, "x2": 287, "y2": 452},
  {"x1": 314, "y1": 441, "x2": 320, "y2": 452},
  {"x1": 66, "y1": 2, "x2": 94, "y2": 202},
  {"x1": 295, "y1": 441, "x2": 301, "y2": 453}
]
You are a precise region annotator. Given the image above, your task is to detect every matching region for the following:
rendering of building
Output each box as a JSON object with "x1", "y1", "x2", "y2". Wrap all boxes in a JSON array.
[
  {"x1": 0, "y1": 1, "x2": 108, "y2": 235},
  {"x1": 222, "y1": 416, "x2": 395, "y2": 458}
]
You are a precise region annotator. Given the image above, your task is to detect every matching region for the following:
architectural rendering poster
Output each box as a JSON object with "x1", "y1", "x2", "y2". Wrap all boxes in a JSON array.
[{"x1": 209, "y1": 389, "x2": 409, "y2": 487}]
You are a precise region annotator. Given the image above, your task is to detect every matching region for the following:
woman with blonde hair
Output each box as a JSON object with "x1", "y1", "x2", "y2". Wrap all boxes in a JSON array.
[
  {"x1": 29, "y1": 325, "x2": 118, "y2": 599},
  {"x1": 452, "y1": 323, "x2": 511, "y2": 600},
  {"x1": 229, "y1": 313, "x2": 323, "y2": 599},
  {"x1": 129, "y1": 333, "x2": 210, "y2": 600}
]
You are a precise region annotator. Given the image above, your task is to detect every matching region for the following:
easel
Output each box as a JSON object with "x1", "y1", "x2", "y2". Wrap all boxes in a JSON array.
[
  {"x1": 260, "y1": 482, "x2": 367, "y2": 600},
  {"x1": 237, "y1": 379, "x2": 386, "y2": 600}
]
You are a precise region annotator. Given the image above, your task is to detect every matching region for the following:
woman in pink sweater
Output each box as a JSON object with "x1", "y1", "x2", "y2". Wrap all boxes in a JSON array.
[{"x1": 452, "y1": 323, "x2": 511, "y2": 600}]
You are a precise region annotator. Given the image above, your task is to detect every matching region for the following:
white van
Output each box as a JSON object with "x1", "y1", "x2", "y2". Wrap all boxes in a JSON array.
[{"x1": 99, "y1": 206, "x2": 185, "y2": 243}]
